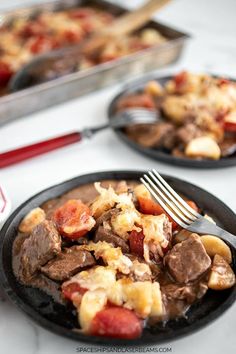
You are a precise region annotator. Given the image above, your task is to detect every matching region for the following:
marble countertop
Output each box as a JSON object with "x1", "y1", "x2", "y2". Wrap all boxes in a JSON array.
[{"x1": 0, "y1": 0, "x2": 236, "y2": 353}]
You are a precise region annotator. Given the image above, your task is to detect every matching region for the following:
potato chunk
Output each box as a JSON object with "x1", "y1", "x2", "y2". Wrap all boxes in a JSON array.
[
  {"x1": 185, "y1": 136, "x2": 221, "y2": 160},
  {"x1": 200, "y1": 235, "x2": 232, "y2": 264},
  {"x1": 79, "y1": 289, "x2": 107, "y2": 331},
  {"x1": 208, "y1": 254, "x2": 235, "y2": 290},
  {"x1": 133, "y1": 184, "x2": 151, "y2": 200},
  {"x1": 150, "y1": 282, "x2": 163, "y2": 317},
  {"x1": 145, "y1": 80, "x2": 164, "y2": 97},
  {"x1": 123, "y1": 281, "x2": 154, "y2": 318},
  {"x1": 107, "y1": 279, "x2": 164, "y2": 319},
  {"x1": 162, "y1": 94, "x2": 195, "y2": 124},
  {"x1": 19, "y1": 207, "x2": 46, "y2": 233}
]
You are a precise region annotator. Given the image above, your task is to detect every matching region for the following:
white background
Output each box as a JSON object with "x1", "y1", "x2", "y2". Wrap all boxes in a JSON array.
[{"x1": 0, "y1": 1, "x2": 236, "y2": 353}]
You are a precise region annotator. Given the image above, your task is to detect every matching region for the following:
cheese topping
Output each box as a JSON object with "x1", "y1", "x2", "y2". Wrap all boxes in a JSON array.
[
  {"x1": 66, "y1": 266, "x2": 116, "y2": 291},
  {"x1": 141, "y1": 214, "x2": 170, "y2": 263},
  {"x1": 79, "y1": 289, "x2": 107, "y2": 331},
  {"x1": 107, "y1": 279, "x2": 164, "y2": 318}
]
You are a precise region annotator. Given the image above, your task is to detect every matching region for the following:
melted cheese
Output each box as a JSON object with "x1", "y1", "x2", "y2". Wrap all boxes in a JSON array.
[
  {"x1": 66, "y1": 266, "x2": 116, "y2": 291},
  {"x1": 111, "y1": 208, "x2": 140, "y2": 238},
  {"x1": 107, "y1": 279, "x2": 164, "y2": 318},
  {"x1": 98, "y1": 246, "x2": 132, "y2": 274},
  {"x1": 122, "y1": 281, "x2": 154, "y2": 317},
  {"x1": 130, "y1": 260, "x2": 152, "y2": 279},
  {"x1": 79, "y1": 241, "x2": 133, "y2": 274},
  {"x1": 141, "y1": 214, "x2": 170, "y2": 263},
  {"x1": 91, "y1": 182, "x2": 135, "y2": 219},
  {"x1": 78, "y1": 279, "x2": 164, "y2": 331},
  {"x1": 90, "y1": 183, "x2": 118, "y2": 218},
  {"x1": 79, "y1": 289, "x2": 107, "y2": 331}
]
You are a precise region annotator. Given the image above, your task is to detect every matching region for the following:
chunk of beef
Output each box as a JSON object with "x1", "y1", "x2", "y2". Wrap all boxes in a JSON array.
[
  {"x1": 161, "y1": 130, "x2": 177, "y2": 150},
  {"x1": 95, "y1": 208, "x2": 120, "y2": 228},
  {"x1": 126, "y1": 122, "x2": 175, "y2": 148},
  {"x1": 175, "y1": 123, "x2": 202, "y2": 146},
  {"x1": 29, "y1": 273, "x2": 65, "y2": 304},
  {"x1": 153, "y1": 123, "x2": 176, "y2": 148},
  {"x1": 94, "y1": 225, "x2": 130, "y2": 253},
  {"x1": 219, "y1": 135, "x2": 236, "y2": 157},
  {"x1": 41, "y1": 246, "x2": 95, "y2": 281},
  {"x1": 61, "y1": 236, "x2": 89, "y2": 250},
  {"x1": 164, "y1": 233, "x2": 211, "y2": 283},
  {"x1": 18, "y1": 220, "x2": 61, "y2": 281},
  {"x1": 162, "y1": 282, "x2": 208, "y2": 303}
]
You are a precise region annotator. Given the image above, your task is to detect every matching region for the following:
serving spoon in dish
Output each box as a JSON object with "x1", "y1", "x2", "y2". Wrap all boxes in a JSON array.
[
  {"x1": 9, "y1": 0, "x2": 171, "y2": 91},
  {"x1": 141, "y1": 169, "x2": 236, "y2": 248},
  {"x1": 0, "y1": 109, "x2": 159, "y2": 168}
]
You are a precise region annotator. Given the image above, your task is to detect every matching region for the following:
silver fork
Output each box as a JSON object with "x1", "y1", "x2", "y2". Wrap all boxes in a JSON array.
[
  {"x1": 141, "y1": 169, "x2": 236, "y2": 248},
  {"x1": 82, "y1": 108, "x2": 159, "y2": 138},
  {"x1": 0, "y1": 109, "x2": 158, "y2": 169}
]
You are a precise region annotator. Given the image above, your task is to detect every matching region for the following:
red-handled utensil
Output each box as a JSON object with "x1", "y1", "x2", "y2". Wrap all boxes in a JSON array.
[
  {"x1": 0, "y1": 109, "x2": 158, "y2": 168},
  {"x1": 0, "y1": 132, "x2": 81, "y2": 168}
]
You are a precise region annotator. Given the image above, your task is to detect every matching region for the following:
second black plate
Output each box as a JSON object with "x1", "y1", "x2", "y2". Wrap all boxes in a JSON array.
[
  {"x1": 108, "y1": 75, "x2": 236, "y2": 169},
  {"x1": 0, "y1": 170, "x2": 236, "y2": 345}
]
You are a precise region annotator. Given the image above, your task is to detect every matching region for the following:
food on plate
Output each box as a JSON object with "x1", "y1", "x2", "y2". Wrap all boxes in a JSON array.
[
  {"x1": 53, "y1": 199, "x2": 95, "y2": 239},
  {"x1": 41, "y1": 246, "x2": 95, "y2": 281},
  {"x1": 90, "y1": 306, "x2": 142, "y2": 339},
  {"x1": 19, "y1": 207, "x2": 46, "y2": 233},
  {"x1": 208, "y1": 255, "x2": 235, "y2": 290},
  {"x1": 165, "y1": 234, "x2": 211, "y2": 283},
  {"x1": 116, "y1": 72, "x2": 236, "y2": 160},
  {"x1": 17, "y1": 220, "x2": 61, "y2": 282},
  {"x1": 185, "y1": 136, "x2": 221, "y2": 160},
  {"x1": 144, "y1": 80, "x2": 164, "y2": 97},
  {"x1": 200, "y1": 235, "x2": 232, "y2": 264},
  {"x1": 0, "y1": 6, "x2": 166, "y2": 95},
  {"x1": 12, "y1": 180, "x2": 235, "y2": 339}
]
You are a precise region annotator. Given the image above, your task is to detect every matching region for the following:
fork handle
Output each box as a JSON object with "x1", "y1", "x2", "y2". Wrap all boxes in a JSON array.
[
  {"x1": 187, "y1": 219, "x2": 236, "y2": 249},
  {"x1": 0, "y1": 122, "x2": 111, "y2": 168},
  {"x1": 0, "y1": 132, "x2": 82, "y2": 168}
]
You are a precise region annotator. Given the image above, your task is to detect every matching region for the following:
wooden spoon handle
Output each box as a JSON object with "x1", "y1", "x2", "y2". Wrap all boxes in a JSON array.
[
  {"x1": 83, "y1": 0, "x2": 171, "y2": 55},
  {"x1": 105, "y1": 0, "x2": 171, "y2": 37}
]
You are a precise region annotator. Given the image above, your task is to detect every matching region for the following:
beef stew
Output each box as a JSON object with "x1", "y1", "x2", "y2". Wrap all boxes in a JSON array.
[
  {"x1": 115, "y1": 72, "x2": 236, "y2": 161},
  {"x1": 0, "y1": 5, "x2": 166, "y2": 96},
  {"x1": 12, "y1": 179, "x2": 235, "y2": 340}
]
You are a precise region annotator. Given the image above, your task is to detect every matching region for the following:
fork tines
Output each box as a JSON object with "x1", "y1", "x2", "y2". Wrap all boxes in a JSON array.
[
  {"x1": 123, "y1": 108, "x2": 157, "y2": 123},
  {"x1": 140, "y1": 169, "x2": 202, "y2": 229}
]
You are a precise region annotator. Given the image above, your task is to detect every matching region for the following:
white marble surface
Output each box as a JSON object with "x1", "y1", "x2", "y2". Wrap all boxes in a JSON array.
[{"x1": 0, "y1": 0, "x2": 236, "y2": 353}]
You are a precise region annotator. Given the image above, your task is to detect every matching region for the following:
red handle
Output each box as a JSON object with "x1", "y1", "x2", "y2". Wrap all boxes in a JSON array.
[{"x1": 0, "y1": 131, "x2": 82, "y2": 168}]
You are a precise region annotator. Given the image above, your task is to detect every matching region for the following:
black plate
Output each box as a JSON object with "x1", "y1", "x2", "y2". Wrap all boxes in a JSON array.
[
  {"x1": 108, "y1": 75, "x2": 236, "y2": 169},
  {"x1": 0, "y1": 170, "x2": 236, "y2": 346}
]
